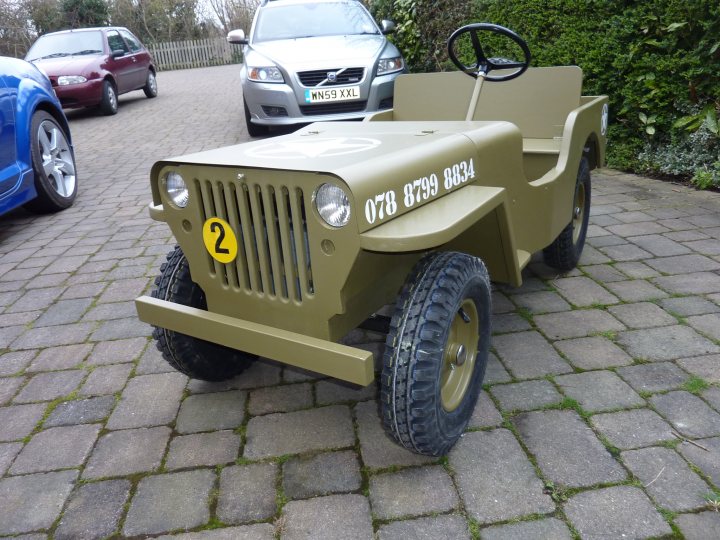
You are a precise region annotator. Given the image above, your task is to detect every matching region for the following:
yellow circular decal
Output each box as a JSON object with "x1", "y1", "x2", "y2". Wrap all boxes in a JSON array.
[{"x1": 202, "y1": 218, "x2": 238, "y2": 264}]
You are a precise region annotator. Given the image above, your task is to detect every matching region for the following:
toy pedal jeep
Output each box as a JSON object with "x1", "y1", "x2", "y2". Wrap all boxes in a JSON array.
[{"x1": 136, "y1": 24, "x2": 608, "y2": 456}]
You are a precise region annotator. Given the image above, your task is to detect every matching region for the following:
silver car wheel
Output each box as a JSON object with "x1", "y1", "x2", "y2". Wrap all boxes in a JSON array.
[{"x1": 38, "y1": 119, "x2": 76, "y2": 198}]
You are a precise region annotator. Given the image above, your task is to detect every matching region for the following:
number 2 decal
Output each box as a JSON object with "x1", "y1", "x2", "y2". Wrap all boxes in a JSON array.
[{"x1": 202, "y1": 218, "x2": 238, "y2": 264}]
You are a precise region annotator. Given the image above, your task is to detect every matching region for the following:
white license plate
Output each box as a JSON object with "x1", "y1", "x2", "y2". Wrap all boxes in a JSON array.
[{"x1": 304, "y1": 86, "x2": 360, "y2": 103}]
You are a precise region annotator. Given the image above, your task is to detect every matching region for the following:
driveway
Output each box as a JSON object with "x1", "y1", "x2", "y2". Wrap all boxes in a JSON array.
[{"x1": 1, "y1": 64, "x2": 719, "y2": 539}]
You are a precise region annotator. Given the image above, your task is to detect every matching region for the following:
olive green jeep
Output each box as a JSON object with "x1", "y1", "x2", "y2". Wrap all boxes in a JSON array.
[{"x1": 136, "y1": 24, "x2": 608, "y2": 456}]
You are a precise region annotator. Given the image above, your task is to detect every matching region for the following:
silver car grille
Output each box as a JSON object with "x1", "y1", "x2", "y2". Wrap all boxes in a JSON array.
[{"x1": 297, "y1": 67, "x2": 365, "y2": 87}]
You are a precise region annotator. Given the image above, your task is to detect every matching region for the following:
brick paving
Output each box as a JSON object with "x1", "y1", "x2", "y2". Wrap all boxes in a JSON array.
[{"x1": 1, "y1": 64, "x2": 719, "y2": 538}]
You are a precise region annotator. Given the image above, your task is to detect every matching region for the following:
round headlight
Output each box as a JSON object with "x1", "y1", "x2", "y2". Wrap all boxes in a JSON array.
[
  {"x1": 315, "y1": 183, "x2": 351, "y2": 228},
  {"x1": 164, "y1": 172, "x2": 189, "y2": 208}
]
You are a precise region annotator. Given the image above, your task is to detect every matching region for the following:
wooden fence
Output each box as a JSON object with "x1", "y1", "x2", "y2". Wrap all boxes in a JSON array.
[{"x1": 147, "y1": 37, "x2": 242, "y2": 71}]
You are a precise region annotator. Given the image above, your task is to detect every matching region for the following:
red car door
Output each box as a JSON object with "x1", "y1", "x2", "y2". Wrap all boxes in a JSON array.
[
  {"x1": 119, "y1": 29, "x2": 150, "y2": 89},
  {"x1": 106, "y1": 30, "x2": 134, "y2": 93}
]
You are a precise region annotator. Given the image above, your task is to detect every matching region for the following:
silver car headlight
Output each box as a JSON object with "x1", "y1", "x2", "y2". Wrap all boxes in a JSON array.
[
  {"x1": 377, "y1": 56, "x2": 404, "y2": 75},
  {"x1": 315, "y1": 183, "x2": 351, "y2": 228},
  {"x1": 248, "y1": 66, "x2": 284, "y2": 83},
  {"x1": 164, "y1": 172, "x2": 189, "y2": 208},
  {"x1": 58, "y1": 75, "x2": 87, "y2": 85}
]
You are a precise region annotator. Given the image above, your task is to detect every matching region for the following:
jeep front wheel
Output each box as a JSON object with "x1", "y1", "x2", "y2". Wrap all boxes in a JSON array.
[
  {"x1": 151, "y1": 246, "x2": 255, "y2": 381},
  {"x1": 381, "y1": 251, "x2": 491, "y2": 456}
]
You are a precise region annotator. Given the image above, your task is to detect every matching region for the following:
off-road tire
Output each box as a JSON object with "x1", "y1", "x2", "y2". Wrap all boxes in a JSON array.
[
  {"x1": 99, "y1": 80, "x2": 118, "y2": 115},
  {"x1": 151, "y1": 246, "x2": 255, "y2": 381},
  {"x1": 381, "y1": 251, "x2": 491, "y2": 456},
  {"x1": 244, "y1": 101, "x2": 268, "y2": 137},
  {"x1": 543, "y1": 157, "x2": 591, "y2": 272}
]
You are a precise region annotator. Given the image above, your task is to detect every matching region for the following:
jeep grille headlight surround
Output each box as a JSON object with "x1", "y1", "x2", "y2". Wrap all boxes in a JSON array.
[
  {"x1": 377, "y1": 56, "x2": 404, "y2": 75},
  {"x1": 315, "y1": 183, "x2": 351, "y2": 227},
  {"x1": 164, "y1": 171, "x2": 189, "y2": 208}
]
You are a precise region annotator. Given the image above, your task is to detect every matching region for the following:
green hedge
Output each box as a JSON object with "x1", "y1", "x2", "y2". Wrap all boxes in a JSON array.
[{"x1": 371, "y1": 0, "x2": 720, "y2": 187}]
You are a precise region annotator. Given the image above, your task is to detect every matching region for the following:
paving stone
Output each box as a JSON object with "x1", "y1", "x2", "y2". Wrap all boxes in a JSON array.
[
  {"x1": 54, "y1": 479, "x2": 130, "y2": 540},
  {"x1": 0, "y1": 376, "x2": 23, "y2": 405},
  {"x1": 598, "y1": 243, "x2": 653, "y2": 261},
  {"x1": 106, "y1": 372, "x2": 187, "y2": 430},
  {"x1": 34, "y1": 298, "x2": 93, "y2": 327},
  {"x1": 705, "y1": 386, "x2": 720, "y2": 413},
  {"x1": 283, "y1": 365, "x2": 325, "y2": 383},
  {"x1": 484, "y1": 353, "x2": 511, "y2": 384},
  {"x1": 0, "y1": 470, "x2": 77, "y2": 535},
  {"x1": 479, "y1": 517, "x2": 573, "y2": 540},
  {"x1": 675, "y1": 511, "x2": 720, "y2": 540},
  {"x1": 552, "y1": 276, "x2": 619, "y2": 307},
  {"x1": 135, "y1": 345, "x2": 177, "y2": 375},
  {"x1": 86, "y1": 337, "x2": 148, "y2": 365},
  {"x1": 98, "y1": 277, "x2": 149, "y2": 304},
  {"x1": 578, "y1": 244, "x2": 611, "y2": 264},
  {"x1": 187, "y1": 360, "x2": 282, "y2": 393},
  {"x1": 622, "y1": 446, "x2": 710, "y2": 511},
  {"x1": 587, "y1": 232, "x2": 625, "y2": 245},
  {"x1": 90, "y1": 316, "x2": 153, "y2": 340},
  {"x1": 175, "y1": 390, "x2": 246, "y2": 433},
  {"x1": 79, "y1": 364, "x2": 133, "y2": 396},
  {"x1": 166, "y1": 430, "x2": 240, "y2": 469},
  {"x1": 651, "y1": 391, "x2": 720, "y2": 438},
  {"x1": 490, "y1": 380, "x2": 561, "y2": 411},
  {"x1": 534, "y1": 309, "x2": 625, "y2": 340},
  {"x1": 676, "y1": 354, "x2": 720, "y2": 383},
  {"x1": 590, "y1": 409, "x2": 674, "y2": 449},
  {"x1": 492, "y1": 312, "x2": 532, "y2": 333},
  {"x1": 511, "y1": 290, "x2": 571, "y2": 314},
  {"x1": 369, "y1": 465, "x2": 458, "y2": 520},
  {"x1": 27, "y1": 343, "x2": 93, "y2": 372},
  {"x1": 217, "y1": 463, "x2": 277, "y2": 524},
  {"x1": 316, "y1": 380, "x2": 377, "y2": 405},
  {"x1": 0, "y1": 324, "x2": 25, "y2": 349},
  {"x1": 582, "y1": 264, "x2": 628, "y2": 283},
  {"x1": 607, "y1": 301, "x2": 677, "y2": 329},
  {"x1": 244, "y1": 405, "x2": 355, "y2": 459},
  {"x1": 450, "y1": 429, "x2": 554, "y2": 524},
  {"x1": 248, "y1": 383, "x2": 312, "y2": 415},
  {"x1": 686, "y1": 313, "x2": 720, "y2": 341},
  {"x1": 468, "y1": 391, "x2": 503, "y2": 428},
  {"x1": 564, "y1": 486, "x2": 671, "y2": 540},
  {"x1": 492, "y1": 331, "x2": 571, "y2": 379},
  {"x1": 280, "y1": 494, "x2": 373, "y2": 540},
  {"x1": 0, "y1": 403, "x2": 46, "y2": 441},
  {"x1": 10, "y1": 322, "x2": 95, "y2": 349},
  {"x1": 282, "y1": 450, "x2": 361, "y2": 499},
  {"x1": 83, "y1": 426, "x2": 171, "y2": 479},
  {"x1": 10, "y1": 424, "x2": 100, "y2": 474},
  {"x1": 617, "y1": 325, "x2": 720, "y2": 362},
  {"x1": 13, "y1": 369, "x2": 85, "y2": 403},
  {"x1": 554, "y1": 336, "x2": 633, "y2": 369},
  {"x1": 629, "y1": 234, "x2": 692, "y2": 256},
  {"x1": 616, "y1": 362, "x2": 688, "y2": 392},
  {"x1": 355, "y1": 401, "x2": 433, "y2": 469},
  {"x1": 660, "y1": 296, "x2": 720, "y2": 316},
  {"x1": 155, "y1": 524, "x2": 276, "y2": 539},
  {"x1": 555, "y1": 371, "x2": 644, "y2": 412},
  {"x1": 653, "y1": 271, "x2": 720, "y2": 295},
  {"x1": 377, "y1": 515, "x2": 470, "y2": 540},
  {"x1": 607, "y1": 279, "x2": 670, "y2": 302},
  {"x1": 677, "y1": 436, "x2": 720, "y2": 486},
  {"x1": 514, "y1": 409, "x2": 626, "y2": 487},
  {"x1": 44, "y1": 395, "x2": 116, "y2": 427},
  {"x1": 614, "y1": 261, "x2": 660, "y2": 279},
  {"x1": 6, "y1": 287, "x2": 64, "y2": 313},
  {"x1": 0, "y1": 442, "x2": 22, "y2": 476},
  {"x1": 81, "y1": 301, "x2": 138, "y2": 322},
  {"x1": 646, "y1": 254, "x2": 720, "y2": 275},
  {"x1": 686, "y1": 238, "x2": 720, "y2": 255},
  {"x1": 607, "y1": 221, "x2": 671, "y2": 237},
  {"x1": 123, "y1": 469, "x2": 214, "y2": 536},
  {"x1": 0, "y1": 350, "x2": 36, "y2": 375}
]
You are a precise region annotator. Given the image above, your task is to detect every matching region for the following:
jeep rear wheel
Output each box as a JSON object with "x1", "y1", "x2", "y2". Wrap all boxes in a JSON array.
[
  {"x1": 543, "y1": 157, "x2": 591, "y2": 272},
  {"x1": 381, "y1": 251, "x2": 491, "y2": 456},
  {"x1": 151, "y1": 246, "x2": 255, "y2": 381}
]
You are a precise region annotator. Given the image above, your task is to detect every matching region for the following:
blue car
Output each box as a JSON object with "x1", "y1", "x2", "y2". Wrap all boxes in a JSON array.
[{"x1": 0, "y1": 56, "x2": 77, "y2": 216}]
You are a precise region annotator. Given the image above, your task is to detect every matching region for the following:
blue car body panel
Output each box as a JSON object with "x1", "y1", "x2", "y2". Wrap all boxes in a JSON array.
[{"x1": 0, "y1": 56, "x2": 73, "y2": 216}]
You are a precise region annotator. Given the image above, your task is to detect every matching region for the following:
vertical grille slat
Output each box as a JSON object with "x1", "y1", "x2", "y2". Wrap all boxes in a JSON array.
[{"x1": 196, "y1": 173, "x2": 313, "y2": 303}]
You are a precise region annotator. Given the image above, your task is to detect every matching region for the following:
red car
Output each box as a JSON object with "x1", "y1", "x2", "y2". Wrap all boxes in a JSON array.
[{"x1": 25, "y1": 27, "x2": 157, "y2": 115}]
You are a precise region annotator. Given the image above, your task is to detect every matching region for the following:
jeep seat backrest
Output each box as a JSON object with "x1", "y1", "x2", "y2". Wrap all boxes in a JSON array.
[{"x1": 391, "y1": 66, "x2": 583, "y2": 139}]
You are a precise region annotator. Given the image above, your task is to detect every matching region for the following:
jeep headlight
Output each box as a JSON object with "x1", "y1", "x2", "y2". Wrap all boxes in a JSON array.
[
  {"x1": 377, "y1": 56, "x2": 404, "y2": 75},
  {"x1": 164, "y1": 172, "x2": 189, "y2": 208},
  {"x1": 315, "y1": 183, "x2": 351, "y2": 228},
  {"x1": 58, "y1": 75, "x2": 87, "y2": 85},
  {"x1": 248, "y1": 66, "x2": 284, "y2": 83}
]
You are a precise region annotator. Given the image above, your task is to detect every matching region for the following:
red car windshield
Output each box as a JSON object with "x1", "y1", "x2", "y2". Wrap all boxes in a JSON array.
[{"x1": 26, "y1": 31, "x2": 104, "y2": 61}]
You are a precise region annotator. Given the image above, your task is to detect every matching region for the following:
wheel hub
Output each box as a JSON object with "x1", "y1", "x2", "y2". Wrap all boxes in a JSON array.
[{"x1": 440, "y1": 300, "x2": 480, "y2": 411}]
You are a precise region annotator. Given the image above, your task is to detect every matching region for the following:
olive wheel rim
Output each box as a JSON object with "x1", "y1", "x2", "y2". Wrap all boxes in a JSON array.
[
  {"x1": 37, "y1": 119, "x2": 76, "y2": 198},
  {"x1": 441, "y1": 299, "x2": 479, "y2": 411},
  {"x1": 572, "y1": 181, "x2": 586, "y2": 244}
]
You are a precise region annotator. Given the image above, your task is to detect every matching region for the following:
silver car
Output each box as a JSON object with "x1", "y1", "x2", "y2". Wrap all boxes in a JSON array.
[{"x1": 228, "y1": 0, "x2": 405, "y2": 136}]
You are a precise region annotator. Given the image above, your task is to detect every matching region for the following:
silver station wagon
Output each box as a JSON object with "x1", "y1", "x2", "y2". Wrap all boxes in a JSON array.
[{"x1": 227, "y1": 0, "x2": 405, "y2": 136}]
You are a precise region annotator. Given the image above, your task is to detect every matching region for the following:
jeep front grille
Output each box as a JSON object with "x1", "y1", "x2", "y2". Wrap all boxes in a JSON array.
[
  {"x1": 297, "y1": 67, "x2": 365, "y2": 87},
  {"x1": 196, "y1": 178, "x2": 313, "y2": 302}
]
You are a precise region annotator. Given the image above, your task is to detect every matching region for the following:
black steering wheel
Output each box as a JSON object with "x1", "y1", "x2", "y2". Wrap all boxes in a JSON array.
[{"x1": 447, "y1": 23, "x2": 531, "y2": 82}]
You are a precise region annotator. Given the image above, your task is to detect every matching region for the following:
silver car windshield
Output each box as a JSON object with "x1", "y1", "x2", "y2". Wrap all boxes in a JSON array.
[
  {"x1": 26, "y1": 31, "x2": 104, "y2": 61},
  {"x1": 254, "y1": 2, "x2": 379, "y2": 42}
]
